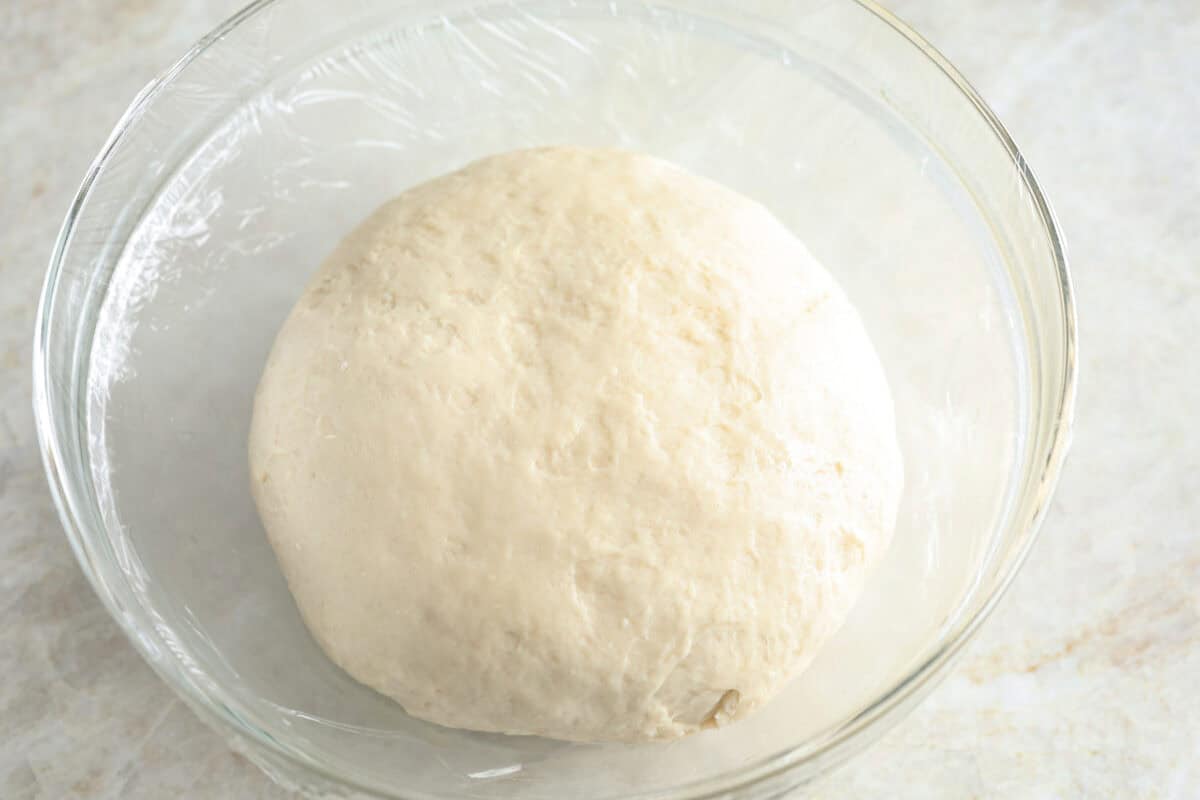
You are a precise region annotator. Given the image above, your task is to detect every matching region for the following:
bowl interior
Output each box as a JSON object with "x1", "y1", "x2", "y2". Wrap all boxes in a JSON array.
[{"x1": 69, "y1": 1, "x2": 1042, "y2": 797}]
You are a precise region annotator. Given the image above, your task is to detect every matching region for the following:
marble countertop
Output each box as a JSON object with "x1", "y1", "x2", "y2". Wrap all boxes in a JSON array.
[{"x1": 3, "y1": 1, "x2": 1197, "y2": 797}]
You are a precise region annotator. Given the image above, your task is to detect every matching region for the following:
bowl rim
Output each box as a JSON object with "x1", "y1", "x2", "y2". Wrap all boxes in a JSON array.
[{"x1": 33, "y1": 1, "x2": 1077, "y2": 797}]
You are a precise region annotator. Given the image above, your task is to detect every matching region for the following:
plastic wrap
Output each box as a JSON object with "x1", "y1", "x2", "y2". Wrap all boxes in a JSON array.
[{"x1": 45, "y1": 1, "x2": 1072, "y2": 797}]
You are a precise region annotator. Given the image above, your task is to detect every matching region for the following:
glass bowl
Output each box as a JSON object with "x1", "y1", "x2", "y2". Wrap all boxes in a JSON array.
[{"x1": 34, "y1": 1, "x2": 1075, "y2": 797}]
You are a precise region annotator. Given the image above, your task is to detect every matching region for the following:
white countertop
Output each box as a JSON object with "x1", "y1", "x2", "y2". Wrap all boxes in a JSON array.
[{"x1": 3, "y1": 1, "x2": 1197, "y2": 797}]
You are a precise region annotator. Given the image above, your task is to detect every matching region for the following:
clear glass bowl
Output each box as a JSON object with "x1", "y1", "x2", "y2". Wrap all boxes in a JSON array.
[{"x1": 34, "y1": 1, "x2": 1075, "y2": 797}]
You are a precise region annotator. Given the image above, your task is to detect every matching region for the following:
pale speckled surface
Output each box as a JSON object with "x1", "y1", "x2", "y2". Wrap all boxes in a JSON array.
[{"x1": 2, "y1": 1, "x2": 1197, "y2": 798}]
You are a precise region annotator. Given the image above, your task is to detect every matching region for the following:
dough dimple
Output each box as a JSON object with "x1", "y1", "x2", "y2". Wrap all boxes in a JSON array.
[{"x1": 249, "y1": 146, "x2": 903, "y2": 743}]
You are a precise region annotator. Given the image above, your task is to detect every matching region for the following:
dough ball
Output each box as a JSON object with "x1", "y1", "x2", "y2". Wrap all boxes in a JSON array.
[{"x1": 249, "y1": 147, "x2": 902, "y2": 742}]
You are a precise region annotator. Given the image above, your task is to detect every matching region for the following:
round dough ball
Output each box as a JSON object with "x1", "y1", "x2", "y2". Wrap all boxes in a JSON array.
[{"x1": 249, "y1": 147, "x2": 902, "y2": 743}]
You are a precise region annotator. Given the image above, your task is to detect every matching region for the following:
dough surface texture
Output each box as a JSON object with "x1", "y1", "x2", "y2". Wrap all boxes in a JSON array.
[{"x1": 249, "y1": 147, "x2": 902, "y2": 742}]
